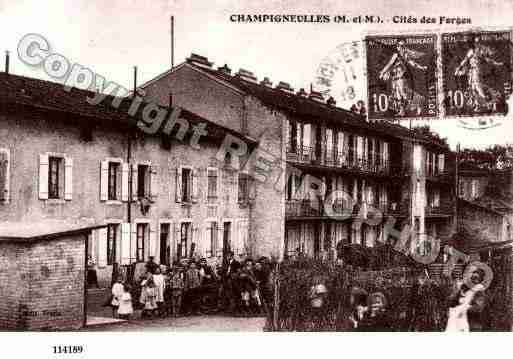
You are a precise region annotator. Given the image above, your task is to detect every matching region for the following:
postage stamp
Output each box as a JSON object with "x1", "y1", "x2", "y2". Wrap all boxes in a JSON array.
[
  {"x1": 366, "y1": 34, "x2": 438, "y2": 120},
  {"x1": 442, "y1": 30, "x2": 511, "y2": 118}
]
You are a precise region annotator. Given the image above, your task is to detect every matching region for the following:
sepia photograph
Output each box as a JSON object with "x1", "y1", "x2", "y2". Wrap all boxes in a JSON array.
[{"x1": 1, "y1": 2, "x2": 513, "y2": 357}]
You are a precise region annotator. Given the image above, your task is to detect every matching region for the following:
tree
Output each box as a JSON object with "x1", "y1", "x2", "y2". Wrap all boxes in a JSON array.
[{"x1": 459, "y1": 144, "x2": 513, "y2": 170}]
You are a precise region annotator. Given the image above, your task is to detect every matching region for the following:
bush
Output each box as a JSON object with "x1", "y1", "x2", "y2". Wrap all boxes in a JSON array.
[{"x1": 268, "y1": 258, "x2": 452, "y2": 331}]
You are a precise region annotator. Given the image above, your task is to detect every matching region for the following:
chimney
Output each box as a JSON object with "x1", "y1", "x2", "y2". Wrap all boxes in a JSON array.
[
  {"x1": 260, "y1": 77, "x2": 273, "y2": 87},
  {"x1": 308, "y1": 90, "x2": 325, "y2": 102},
  {"x1": 5, "y1": 50, "x2": 9, "y2": 74},
  {"x1": 276, "y1": 81, "x2": 294, "y2": 94},
  {"x1": 327, "y1": 96, "x2": 336, "y2": 106},
  {"x1": 297, "y1": 88, "x2": 307, "y2": 97},
  {"x1": 217, "y1": 64, "x2": 232, "y2": 75},
  {"x1": 186, "y1": 53, "x2": 213, "y2": 68},
  {"x1": 235, "y1": 68, "x2": 257, "y2": 83}
]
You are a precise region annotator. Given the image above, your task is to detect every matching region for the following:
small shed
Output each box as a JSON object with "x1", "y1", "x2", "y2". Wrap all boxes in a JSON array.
[{"x1": 0, "y1": 221, "x2": 105, "y2": 330}]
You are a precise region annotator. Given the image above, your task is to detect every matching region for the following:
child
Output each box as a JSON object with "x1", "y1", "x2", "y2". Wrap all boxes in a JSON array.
[
  {"x1": 117, "y1": 284, "x2": 133, "y2": 320},
  {"x1": 111, "y1": 276, "x2": 124, "y2": 317},
  {"x1": 140, "y1": 277, "x2": 158, "y2": 318},
  {"x1": 169, "y1": 265, "x2": 185, "y2": 317}
]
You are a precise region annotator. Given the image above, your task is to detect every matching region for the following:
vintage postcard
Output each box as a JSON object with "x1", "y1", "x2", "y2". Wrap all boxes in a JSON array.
[{"x1": 1, "y1": 2, "x2": 513, "y2": 357}]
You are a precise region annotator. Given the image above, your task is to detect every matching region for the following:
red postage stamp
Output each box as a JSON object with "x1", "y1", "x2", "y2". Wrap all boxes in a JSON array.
[
  {"x1": 442, "y1": 30, "x2": 511, "y2": 117},
  {"x1": 366, "y1": 34, "x2": 438, "y2": 120}
]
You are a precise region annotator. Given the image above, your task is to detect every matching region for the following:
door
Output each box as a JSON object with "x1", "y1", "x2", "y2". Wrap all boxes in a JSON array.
[
  {"x1": 159, "y1": 223, "x2": 170, "y2": 265},
  {"x1": 223, "y1": 222, "x2": 231, "y2": 260}
]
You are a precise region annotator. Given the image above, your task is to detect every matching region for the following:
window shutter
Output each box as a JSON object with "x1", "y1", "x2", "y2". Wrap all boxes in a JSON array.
[
  {"x1": 233, "y1": 173, "x2": 239, "y2": 203},
  {"x1": 438, "y1": 154, "x2": 445, "y2": 173},
  {"x1": 39, "y1": 154, "x2": 49, "y2": 200},
  {"x1": 0, "y1": 150, "x2": 8, "y2": 202},
  {"x1": 100, "y1": 160, "x2": 108, "y2": 201},
  {"x1": 191, "y1": 169, "x2": 199, "y2": 203},
  {"x1": 249, "y1": 177, "x2": 256, "y2": 202},
  {"x1": 120, "y1": 223, "x2": 131, "y2": 265},
  {"x1": 150, "y1": 165, "x2": 159, "y2": 201},
  {"x1": 64, "y1": 157, "x2": 73, "y2": 200},
  {"x1": 131, "y1": 164, "x2": 138, "y2": 201},
  {"x1": 121, "y1": 163, "x2": 129, "y2": 202},
  {"x1": 383, "y1": 142, "x2": 389, "y2": 169},
  {"x1": 97, "y1": 227, "x2": 108, "y2": 268},
  {"x1": 149, "y1": 225, "x2": 157, "y2": 259},
  {"x1": 175, "y1": 167, "x2": 182, "y2": 203},
  {"x1": 130, "y1": 223, "x2": 137, "y2": 262}
]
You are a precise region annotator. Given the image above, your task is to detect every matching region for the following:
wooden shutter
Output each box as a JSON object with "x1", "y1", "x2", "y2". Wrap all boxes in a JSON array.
[
  {"x1": 97, "y1": 227, "x2": 108, "y2": 268},
  {"x1": 120, "y1": 223, "x2": 131, "y2": 265},
  {"x1": 64, "y1": 157, "x2": 73, "y2": 200},
  {"x1": 121, "y1": 163, "x2": 129, "y2": 202},
  {"x1": 438, "y1": 154, "x2": 445, "y2": 173},
  {"x1": 39, "y1": 154, "x2": 49, "y2": 200},
  {"x1": 150, "y1": 165, "x2": 159, "y2": 201},
  {"x1": 383, "y1": 142, "x2": 389, "y2": 168},
  {"x1": 149, "y1": 225, "x2": 157, "y2": 259},
  {"x1": 130, "y1": 223, "x2": 137, "y2": 262},
  {"x1": 0, "y1": 150, "x2": 8, "y2": 202},
  {"x1": 191, "y1": 169, "x2": 199, "y2": 203},
  {"x1": 131, "y1": 164, "x2": 138, "y2": 201},
  {"x1": 249, "y1": 177, "x2": 256, "y2": 202},
  {"x1": 233, "y1": 173, "x2": 239, "y2": 203},
  {"x1": 100, "y1": 160, "x2": 108, "y2": 201},
  {"x1": 175, "y1": 167, "x2": 182, "y2": 203}
]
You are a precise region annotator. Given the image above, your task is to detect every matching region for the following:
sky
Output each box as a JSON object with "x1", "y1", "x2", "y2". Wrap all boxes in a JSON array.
[{"x1": 1, "y1": 0, "x2": 513, "y2": 149}]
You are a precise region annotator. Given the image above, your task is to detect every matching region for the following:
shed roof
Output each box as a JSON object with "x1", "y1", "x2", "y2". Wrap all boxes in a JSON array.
[{"x1": 0, "y1": 220, "x2": 106, "y2": 242}]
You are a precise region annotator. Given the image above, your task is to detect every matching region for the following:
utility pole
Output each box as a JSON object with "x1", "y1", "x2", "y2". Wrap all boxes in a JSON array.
[{"x1": 170, "y1": 15, "x2": 175, "y2": 69}]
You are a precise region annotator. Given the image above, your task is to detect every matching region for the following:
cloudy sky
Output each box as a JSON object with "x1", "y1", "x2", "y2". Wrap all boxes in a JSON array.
[{"x1": 1, "y1": 0, "x2": 512, "y2": 149}]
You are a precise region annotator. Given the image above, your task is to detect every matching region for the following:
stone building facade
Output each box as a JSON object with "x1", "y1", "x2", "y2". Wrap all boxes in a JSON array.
[
  {"x1": 0, "y1": 72, "x2": 257, "y2": 287},
  {"x1": 140, "y1": 54, "x2": 456, "y2": 262}
]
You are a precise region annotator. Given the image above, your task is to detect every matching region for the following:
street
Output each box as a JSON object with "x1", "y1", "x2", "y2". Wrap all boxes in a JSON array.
[{"x1": 84, "y1": 314, "x2": 267, "y2": 332}]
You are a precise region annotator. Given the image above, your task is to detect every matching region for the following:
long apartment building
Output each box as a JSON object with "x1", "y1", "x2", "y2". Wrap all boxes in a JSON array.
[
  {"x1": 139, "y1": 53, "x2": 456, "y2": 261},
  {"x1": 0, "y1": 72, "x2": 258, "y2": 286}
]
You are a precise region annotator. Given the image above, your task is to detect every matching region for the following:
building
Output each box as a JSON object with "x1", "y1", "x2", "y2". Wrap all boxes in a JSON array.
[
  {"x1": 139, "y1": 54, "x2": 456, "y2": 262},
  {"x1": 456, "y1": 165, "x2": 513, "y2": 253},
  {"x1": 0, "y1": 71, "x2": 258, "y2": 287}
]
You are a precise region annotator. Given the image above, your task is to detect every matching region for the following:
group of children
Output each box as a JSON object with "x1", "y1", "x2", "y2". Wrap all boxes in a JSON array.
[{"x1": 109, "y1": 254, "x2": 272, "y2": 320}]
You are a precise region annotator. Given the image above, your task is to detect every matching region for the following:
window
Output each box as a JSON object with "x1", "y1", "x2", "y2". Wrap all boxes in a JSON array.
[
  {"x1": 137, "y1": 164, "x2": 149, "y2": 198},
  {"x1": 107, "y1": 224, "x2": 119, "y2": 265},
  {"x1": 207, "y1": 168, "x2": 218, "y2": 202},
  {"x1": 471, "y1": 179, "x2": 479, "y2": 199},
  {"x1": 206, "y1": 221, "x2": 218, "y2": 257},
  {"x1": 238, "y1": 173, "x2": 249, "y2": 203},
  {"x1": 48, "y1": 156, "x2": 64, "y2": 199},
  {"x1": 326, "y1": 128, "x2": 334, "y2": 161},
  {"x1": 182, "y1": 168, "x2": 192, "y2": 202},
  {"x1": 108, "y1": 162, "x2": 119, "y2": 200},
  {"x1": 179, "y1": 222, "x2": 191, "y2": 259},
  {"x1": 159, "y1": 223, "x2": 170, "y2": 265},
  {"x1": 136, "y1": 223, "x2": 148, "y2": 262}
]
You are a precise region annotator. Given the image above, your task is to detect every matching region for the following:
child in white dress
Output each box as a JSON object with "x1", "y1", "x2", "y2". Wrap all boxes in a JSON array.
[{"x1": 117, "y1": 284, "x2": 133, "y2": 320}]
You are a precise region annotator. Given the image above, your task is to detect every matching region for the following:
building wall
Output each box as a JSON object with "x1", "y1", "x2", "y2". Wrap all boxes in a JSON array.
[
  {"x1": 143, "y1": 65, "x2": 287, "y2": 259},
  {"x1": 25, "y1": 234, "x2": 85, "y2": 330},
  {"x1": 0, "y1": 233, "x2": 85, "y2": 330},
  {"x1": 0, "y1": 241, "x2": 29, "y2": 329},
  {"x1": 459, "y1": 203, "x2": 503, "y2": 243},
  {"x1": 0, "y1": 106, "x2": 254, "y2": 287}
]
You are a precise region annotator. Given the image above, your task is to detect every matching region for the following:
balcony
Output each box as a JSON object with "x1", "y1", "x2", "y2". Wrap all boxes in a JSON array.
[
  {"x1": 286, "y1": 144, "x2": 406, "y2": 178},
  {"x1": 285, "y1": 199, "x2": 408, "y2": 220},
  {"x1": 425, "y1": 204, "x2": 453, "y2": 218},
  {"x1": 425, "y1": 168, "x2": 453, "y2": 184}
]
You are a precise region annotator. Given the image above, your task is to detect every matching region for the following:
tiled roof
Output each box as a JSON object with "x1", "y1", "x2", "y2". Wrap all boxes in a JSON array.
[
  {"x1": 0, "y1": 72, "x2": 256, "y2": 144},
  {"x1": 181, "y1": 61, "x2": 449, "y2": 150}
]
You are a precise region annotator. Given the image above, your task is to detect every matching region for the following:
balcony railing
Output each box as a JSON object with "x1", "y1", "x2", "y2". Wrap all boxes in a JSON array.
[
  {"x1": 286, "y1": 144, "x2": 401, "y2": 176},
  {"x1": 425, "y1": 204, "x2": 453, "y2": 217},
  {"x1": 285, "y1": 199, "x2": 408, "y2": 219}
]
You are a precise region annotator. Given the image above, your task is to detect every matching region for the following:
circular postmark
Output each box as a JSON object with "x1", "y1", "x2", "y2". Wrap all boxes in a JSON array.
[{"x1": 313, "y1": 40, "x2": 365, "y2": 110}]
